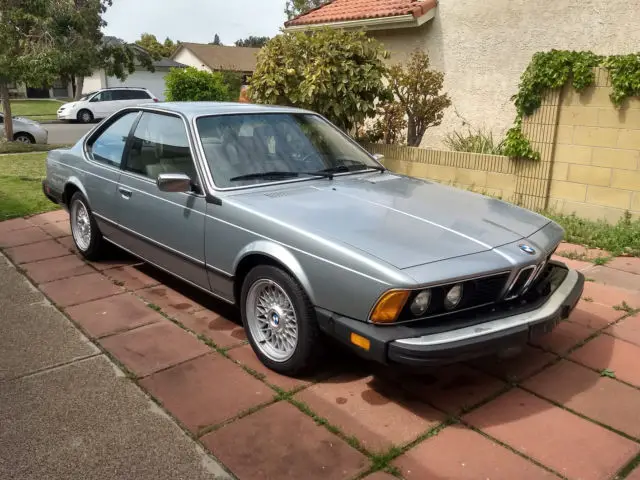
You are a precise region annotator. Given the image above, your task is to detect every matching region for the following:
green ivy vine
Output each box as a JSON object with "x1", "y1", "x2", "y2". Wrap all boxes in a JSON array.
[{"x1": 503, "y1": 50, "x2": 640, "y2": 160}]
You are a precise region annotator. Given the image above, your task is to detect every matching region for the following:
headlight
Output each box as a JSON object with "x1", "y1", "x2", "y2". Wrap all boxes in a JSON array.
[
  {"x1": 444, "y1": 284, "x2": 463, "y2": 310},
  {"x1": 370, "y1": 290, "x2": 409, "y2": 323},
  {"x1": 410, "y1": 290, "x2": 431, "y2": 316}
]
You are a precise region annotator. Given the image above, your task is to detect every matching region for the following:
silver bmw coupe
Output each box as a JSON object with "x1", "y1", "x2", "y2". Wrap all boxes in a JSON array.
[{"x1": 42, "y1": 102, "x2": 584, "y2": 375}]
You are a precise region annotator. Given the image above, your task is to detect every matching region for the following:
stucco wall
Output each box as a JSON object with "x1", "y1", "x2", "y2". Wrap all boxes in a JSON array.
[
  {"x1": 82, "y1": 70, "x2": 106, "y2": 94},
  {"x1": 172, "y1": 48, "x2": 213, "y2": 72},
  {"x1": 370, "y1": 0, "x2": 640, "y2": 149}
]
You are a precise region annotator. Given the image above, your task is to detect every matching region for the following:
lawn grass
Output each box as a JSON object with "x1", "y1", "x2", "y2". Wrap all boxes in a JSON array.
[
  {"x1": 0, "y1": 142, "x2": 70, "y2": 154},
  {"x1": 0, "y1": 152, "x2": 59, "y2": 220},
  {"x1": 0, "y1": 99, "x2": 63, "y2": 121}
]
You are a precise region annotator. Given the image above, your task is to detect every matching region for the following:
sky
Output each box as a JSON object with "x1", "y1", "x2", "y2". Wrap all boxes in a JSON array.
[{"x1": 103, "y1": 0, "x2": 287, "y2": 45}]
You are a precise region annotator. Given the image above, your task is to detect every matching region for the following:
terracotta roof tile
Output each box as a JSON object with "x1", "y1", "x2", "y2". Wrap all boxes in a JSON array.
[{"x1": 286, "y1": 0, "x2": 437, "y2": 27}]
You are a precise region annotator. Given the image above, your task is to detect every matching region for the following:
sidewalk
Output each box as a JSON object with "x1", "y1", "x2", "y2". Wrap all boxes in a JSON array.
[{"x1": 0, "y1": 252, "x2": 231, "y2": 480}]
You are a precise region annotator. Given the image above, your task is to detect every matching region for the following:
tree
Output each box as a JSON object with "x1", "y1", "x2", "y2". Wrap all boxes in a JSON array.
[
  {"x1": 387, "y1": 50, "x2": 451, "y2": 146},
  {"x1": 249, "y1": 29, "x2": 390, "y2": 132},
  {"x1": 165, "y1": 67, "x2": 228, "y2": 101},
  {"x1": 285, "y1": 0, "x2": 326, "y2": 20},
  {"x1": 210, "y1": 34, "x2": 222, "y2": 46},
  {"x1": 234, "y1": 36, "x2": 270, "y2": 48},
  {"x1": 360, "y1": 101, "x2": 407, "y2": 145},
  {"x1": 135, "y1": 33, "x2": 177, "y2": 59},
  {"x1": 0, "y1": 0, "x2": 78, "y2": 141}
]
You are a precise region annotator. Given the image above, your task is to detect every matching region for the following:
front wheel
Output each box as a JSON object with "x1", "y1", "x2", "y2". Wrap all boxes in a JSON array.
[
  {"x1": 14, "y1": 133, "x2": 35, "y2": 144},
  {"x1": 77, "y1": 109, "x2": 94, "y2": 123},
  {"x1": 69, "y1": 191, "x2": 106, "y2": 260},
  {"x1": 241, "y1": 265, "x2": 324, "y2": 376}
]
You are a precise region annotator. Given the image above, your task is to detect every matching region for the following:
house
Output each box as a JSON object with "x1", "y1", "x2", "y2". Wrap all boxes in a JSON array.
[
  {"x1": 284, "y1": 0, "x2": 640, "y2": 147},
  {"x1": 8, "y1": 37, "x2": 185, "y2": 101},
  {"x1": 171, "y1": 43, "x2": 260, "y2": 80}
]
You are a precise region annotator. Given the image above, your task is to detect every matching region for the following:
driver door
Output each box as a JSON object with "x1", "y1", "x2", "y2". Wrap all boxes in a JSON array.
[{"x1": 114, "y1": 111, "x2": 209, "y2": 289}]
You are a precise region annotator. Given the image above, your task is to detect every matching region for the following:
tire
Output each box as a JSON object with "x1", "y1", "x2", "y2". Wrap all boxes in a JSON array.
[
  {"x1": 77, "y1": 109, "x2": 94, "y2": 123},
  {"x1": 14, "y1": 133, "x2": 35, "y2": 144},
  {"x1": 241, "y1": 265, "x2": 324, "y2": 376},
  {"x1": 69, "y1": 191, "x2": 106, "y2": 260}
]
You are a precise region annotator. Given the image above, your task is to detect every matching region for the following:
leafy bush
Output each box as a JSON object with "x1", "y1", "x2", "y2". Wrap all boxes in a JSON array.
[
  {"x1": 165, "y1": 67, "x2": 228, "y2": 102},
  {"x1": 249, "y1": 28, "x2": 390, "y2": 131},
  {"x1": 387, "y1": 50, "x2": 451, "y2": 146},
  {"x1": 358, "y1": 101, "x2": 407, "y2": 144},
  {"x1": 444, "y1": 127, "x2": 505, "y2": 155},
  {"x1": 220, "y1": 71, "x2": 243, "y2": 101}
]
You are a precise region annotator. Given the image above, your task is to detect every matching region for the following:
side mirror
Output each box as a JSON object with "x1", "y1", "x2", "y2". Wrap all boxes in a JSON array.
[
  {"x1": 372, "y1": 153, "x2": 385, "y2": 162},
  {"x1": 157, "y1": 173, "x2": 192, "y2": 193}
]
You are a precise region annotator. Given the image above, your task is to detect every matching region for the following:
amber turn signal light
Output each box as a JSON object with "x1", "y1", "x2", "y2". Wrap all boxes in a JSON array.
[
  {"x1": 350, "y1": 333, "x2": 370, "y2": 351},
  {"x1": 370, "y1": 290, "x2": 410, "y2": 323}
]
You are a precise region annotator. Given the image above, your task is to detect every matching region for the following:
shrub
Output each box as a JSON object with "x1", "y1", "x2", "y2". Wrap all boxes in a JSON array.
[
  {"x1": 358, "y1": 101, "x2": 407, "y2": 144},
  {"x1": 249, "y1": 28, "x2": 390, "y2": 131},
  {"x1": 165, "y1": 67, "x2": 228, "y2": 102},
  {"x1": 444, "y1": 127, "x2": 506, "y2": 155}
]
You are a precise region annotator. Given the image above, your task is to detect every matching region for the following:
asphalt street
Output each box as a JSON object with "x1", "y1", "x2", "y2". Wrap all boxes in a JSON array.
[{"x1": 46, "y1": 122, "x2": 94, "y2": 145}]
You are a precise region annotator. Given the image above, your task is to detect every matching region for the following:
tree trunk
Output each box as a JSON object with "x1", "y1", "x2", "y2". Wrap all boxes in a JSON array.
[
  {"x1": 407, "y1": 116, "x2": 418, "y2": 147},
  {"x1": 0, "y1": 82, "x2": 14, "y2": 142},
  {"x1": 74, "y1": 75, "x2": 84, "y2": 100}
]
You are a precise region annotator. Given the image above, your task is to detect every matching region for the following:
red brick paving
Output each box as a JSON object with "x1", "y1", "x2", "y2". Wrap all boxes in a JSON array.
[
  {"x1": 140, "y1": 353, "x2": 273, "y2": 434},
  {"x1": 2, "y1": 216, "x2": 640, "y2": 479},
  {"x1": 361, "y1": 472, "x2": 397, "y2": 480},
  {"x1": 395, "y1": 364, "x2": 506, "y2": 415},
  {"x1": 393, "y1": 425, "x2": 557, "y2": 479},
  {"x1": 606, "y1": 314, "x2": 640, "y2": 347},
  {"x1": 570, "y1": 335, "x2": 640, "y2": 387},
  {"x1": 4, "y1": 239, "x2": 69, "y2": 264},
  {"x1": 569, "y1": 300, "x2": 625, "y2": 329},
  {"x1": 100, "y1": 321, "x2": 210, "y2": 377},
  {"x1": 607, "y1": 256, "x2": 640, "y2": 275},
  {"x1": 296, "y1": 374, "x2": 444, "y2": 452},
  {"x1": 227, "y1": 344, "x2": 311, "y2": 391},
  {"x1": 87, "y1": 256, "x2": 140, "y2": 271},
  {"x1": 65, "y1": 293, "x2": 164, "y2": 338},
  {"x1": 26, "y1": 210, "x2": 68, "y2": 226},
  {"x1": 0, "y1": 226, "x2": 50, "y2": 247},
  {"x1": 472, "y1": 345, "x2": 557, "y2": 382},
  {"x1": 627, "y1": 465, "x2": 640, "y2": 480},
  {"x1": 39, "y1": 272, "x2": 123, "y2": 307},
  {"x1": 524, "y1": 360, "x2": 640, "y2": 438},
  {"x1": 102, "y1": 265, "x2": 161, "y2": 291},
  {"x1": 201, "y1": 401, "x2": 368, "y2": 480},
  {"x1": 552, "y1": 255, "x2": 592, "y2": 272},
  {"x1": 179, "y1": 309, "x2": 247, "y2": 349},
  {"x1": 529, "y1": 319, "x2": 594, "y2": 354},
  {"x1": 20, "y1": 255, "x2": 93, "y2": 284},
  {"x1": 464, "y1": 388, "x2": 640, "y2": 480}
]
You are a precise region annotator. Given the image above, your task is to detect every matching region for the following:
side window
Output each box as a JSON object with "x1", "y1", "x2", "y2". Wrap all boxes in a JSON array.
[
  {"x1": 124, "y1": 113, "x2": 196, "y2": 182},
  {"x1": 110, "y1": 90, "x2": 127, "y2": 101},
  {"x1": 129, "y1": 90, "x2": 151, "y2": 100},
  {"x1": 88, "y1": 112, "x2": 138, "y2": 167}
]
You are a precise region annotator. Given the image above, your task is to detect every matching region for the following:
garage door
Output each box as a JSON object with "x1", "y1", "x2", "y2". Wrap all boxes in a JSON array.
[{"x1": 106, "y1": 70, "x2": 169, "y2": 101}]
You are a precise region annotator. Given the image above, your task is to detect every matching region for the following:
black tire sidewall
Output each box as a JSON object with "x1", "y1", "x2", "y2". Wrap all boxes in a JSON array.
[
  {"x1": 78, "y1": 110, "x2": 93, "y2": 123},
  {"x1": 69, "y1": 191, "x2": 103, "y2": 260},
  {"x1": 240, "y1": 265, "x2": 321, "y2": 376},
  {"x1": 14, "y1": 134, "x2": 34, "y2": 144}
]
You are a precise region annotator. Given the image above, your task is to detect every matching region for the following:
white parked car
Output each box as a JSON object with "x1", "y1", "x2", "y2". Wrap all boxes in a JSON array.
[{"x1": 56, "y1": 87, "x2": 158, "y2": 123}]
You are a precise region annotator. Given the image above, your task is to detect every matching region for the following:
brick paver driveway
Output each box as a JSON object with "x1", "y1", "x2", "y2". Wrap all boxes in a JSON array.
[{"x1": 2, "y1": 210, "x2": 640, "y2": 479}]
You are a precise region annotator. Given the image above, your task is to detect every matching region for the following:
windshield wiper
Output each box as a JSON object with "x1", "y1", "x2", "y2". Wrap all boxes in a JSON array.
[
  {"x1": 229, "y1": 170, "x2": 331, "y2": 182},
  {"x1": 317, "y1": 163, "x2": 385, "y2": 175}
]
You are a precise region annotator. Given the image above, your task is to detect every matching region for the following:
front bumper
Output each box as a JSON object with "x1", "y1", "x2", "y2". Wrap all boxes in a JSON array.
[
  {"x1": 316, "y1": 264, "x2": 584, "y2": 368},
  {"x1": 57, "y1": 110, "x2": 76, "y2": 121}
]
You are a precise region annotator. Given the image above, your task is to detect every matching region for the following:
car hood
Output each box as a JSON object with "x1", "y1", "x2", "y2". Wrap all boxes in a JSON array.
[{"x1": 231, "y1": 173, "x2": 550, "y2": 269}]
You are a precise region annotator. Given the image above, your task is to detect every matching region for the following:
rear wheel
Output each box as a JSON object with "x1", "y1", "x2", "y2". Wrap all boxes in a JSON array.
[
  {"x1": 77, "y1": 109, "x2": 94, "y2": 123},
  {"x1": 241, "y1": 265, "x2": 324, "y2": 376},
  {"x1": 69, "y1": 191, "x2": 106, "y2": 260},
  {"x1": 14, "y1": 133, "x2": 34, "y2": 144}
]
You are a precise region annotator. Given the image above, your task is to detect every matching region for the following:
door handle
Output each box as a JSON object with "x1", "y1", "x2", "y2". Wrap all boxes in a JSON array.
[{"x1": 118, "y1": 187, "x2": 132, "y2": 199}]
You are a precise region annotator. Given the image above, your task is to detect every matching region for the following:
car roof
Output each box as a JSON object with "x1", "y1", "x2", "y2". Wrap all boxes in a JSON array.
[
  {"x1": 142, "y1": 102, "x2": 313, "y2": 119},
  {"x1": 99, "y1": 87, "x2": 151, "y2": 91}
]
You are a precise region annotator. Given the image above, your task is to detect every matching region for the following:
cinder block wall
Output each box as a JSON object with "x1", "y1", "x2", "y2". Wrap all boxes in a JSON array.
[{"x1": 548, "y1": 69, "x2": 640, "y2": 221}]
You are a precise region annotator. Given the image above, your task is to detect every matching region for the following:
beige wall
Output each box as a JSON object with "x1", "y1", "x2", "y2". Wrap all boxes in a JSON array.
[
  {"x1": 548, "y1": 71, "x2": 640, "y2": 221},
  {"x1": 172, "y1": 48, "x2": 212, "y2": 72},
  {"x1": 370, "y1": 0, "x2": 640, "y2": 149}
]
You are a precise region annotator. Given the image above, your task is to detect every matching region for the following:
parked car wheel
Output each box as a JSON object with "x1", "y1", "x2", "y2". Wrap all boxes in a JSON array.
[
  {"x1": 14, "y1": 133, "x2": 35, "y2": 144},
  {"x1": 69, "y1": 191, "x2": 106, "y2": 260},
  {"x1": 77, "y1": 109, "x2": 94, "y2": 123},
  {"x1": 241, "y1": 265, "x2": 323, "y2": 376}
]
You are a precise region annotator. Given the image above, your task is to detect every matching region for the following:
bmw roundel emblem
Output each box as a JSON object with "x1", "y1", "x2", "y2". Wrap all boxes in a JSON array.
[{"x1": 519, "y1": 244, "x2": 536, "y2": 255}]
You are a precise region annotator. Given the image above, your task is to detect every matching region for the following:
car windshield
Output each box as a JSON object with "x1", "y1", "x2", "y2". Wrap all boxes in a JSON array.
[
  {"x1": 79, "y1": 92, "x2": 97, "y2": 101},
  {"x1": 196, "y1": 113, "x2": 381, "y2": 188}
]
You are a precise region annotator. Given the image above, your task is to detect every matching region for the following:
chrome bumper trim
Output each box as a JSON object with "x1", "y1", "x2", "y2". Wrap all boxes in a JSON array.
[{"x1": 394, "y1": 269, "x2": 580, "y2": 347}]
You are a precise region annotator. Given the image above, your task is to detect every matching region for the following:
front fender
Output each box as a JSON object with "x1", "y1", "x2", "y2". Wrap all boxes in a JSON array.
[{"x1": 234, "y1": 240, "x2": 316, "y2": 304}]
